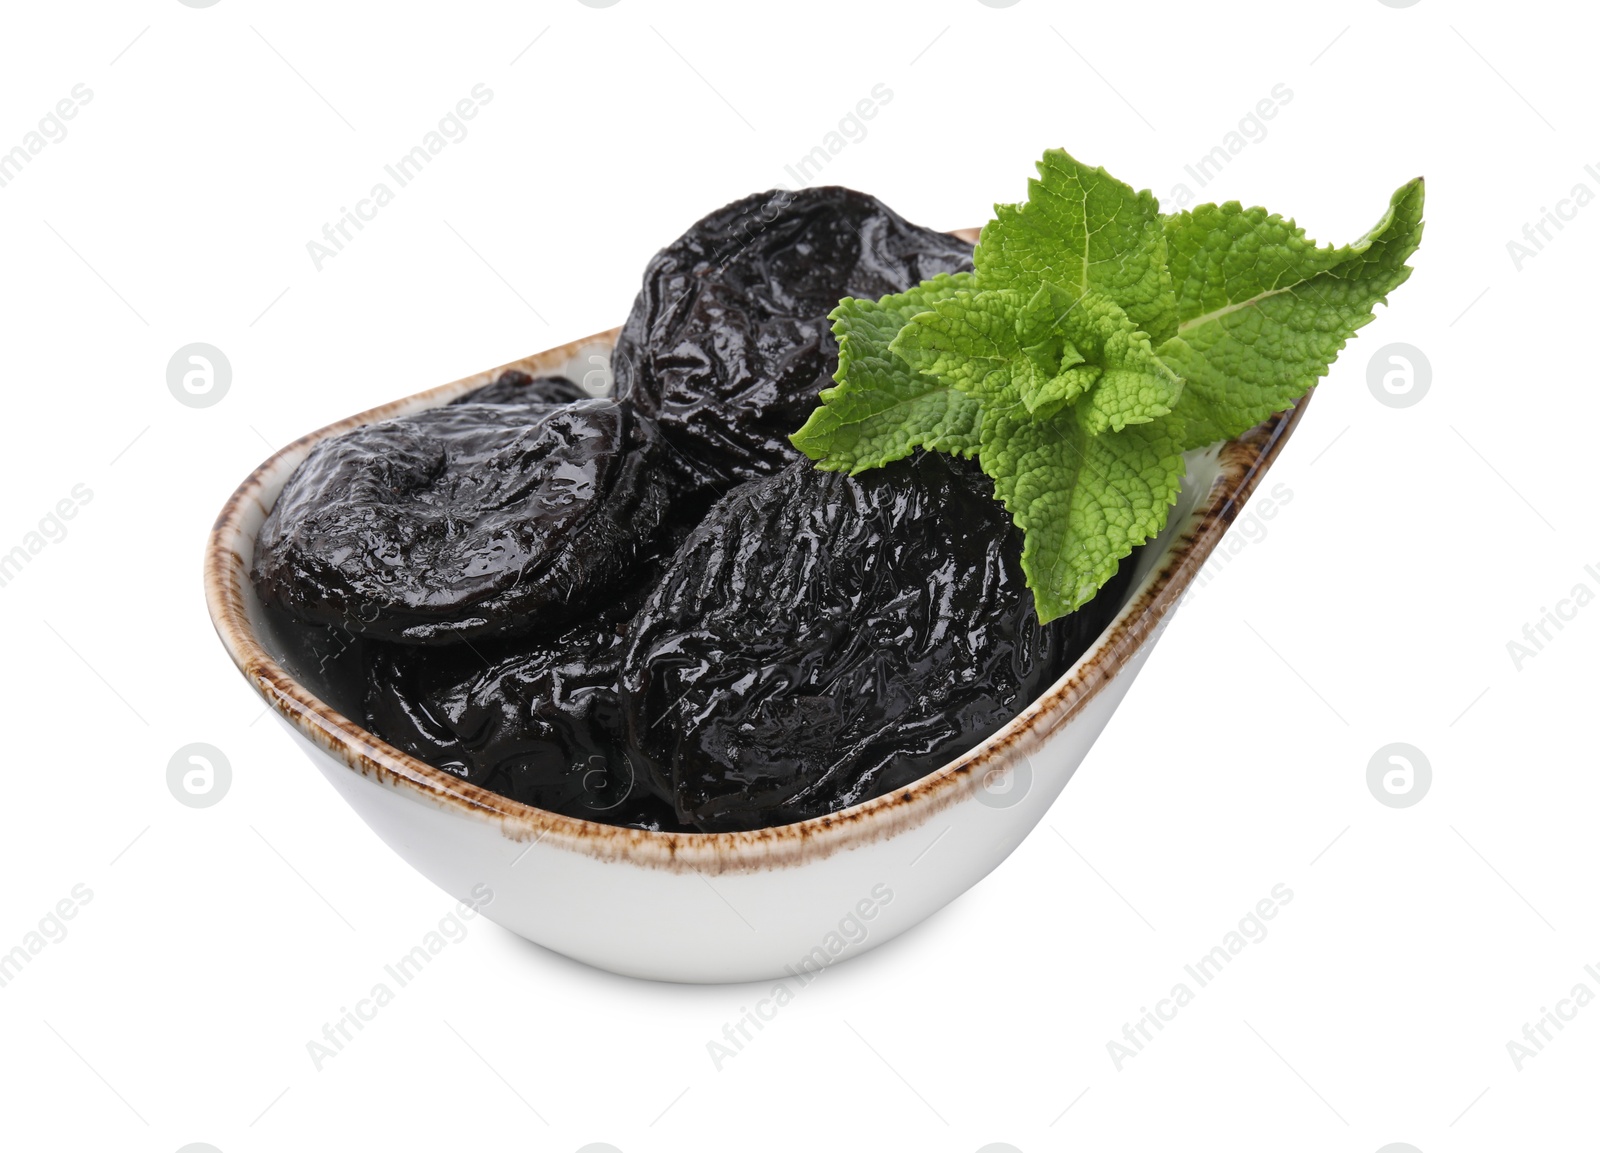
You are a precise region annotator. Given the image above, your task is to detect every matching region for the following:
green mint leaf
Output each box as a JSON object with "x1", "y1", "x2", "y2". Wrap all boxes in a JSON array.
[
  {"x1": 978, "y1": 404, "x2": 1184, "y2": 621},
  {"x1": 790, "y1": 151, "x2": 1424, "y2": 625},
  {"x1": 790, "y1": 273, "x2": 982, "y2": 472},
  {"x1": 887, "y1": 286, "x2": 1099, "y2": 419},
  {"x1": 1015, "y1": 286, "x2": 1096, "y2": 416},
  {"x1": 890, "y1": 282, "x2": 1179, "y2": 432},
  {"x1": 974, "y1": 149, "x2": 1178, "y2": 341},
  {"x1": 1025, "y1": 284, "x2": 1181, "y2": 435},
  {"x1": 1158, "y1": 177, "x2": 1425, "y2": 448},
  {"x1": 1020, "y1": 362, "x2": 1099, "y2": 420},
  {"x1": 889, "y1": 288, "x2": 1028, "y2": 402}
]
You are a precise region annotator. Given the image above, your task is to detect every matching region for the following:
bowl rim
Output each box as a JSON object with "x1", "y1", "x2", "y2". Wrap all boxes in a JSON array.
[{"x1": 204, "y1": 327, "x2": 1309, "y2": 874}]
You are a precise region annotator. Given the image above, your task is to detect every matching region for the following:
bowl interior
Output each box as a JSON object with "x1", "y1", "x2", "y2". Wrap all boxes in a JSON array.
[
  {"x1": 207, "y1": 327, "x2": 1305, "y2": 867},
  {"x1": 242, "y1": 334, "x2": 1202, "y2": 735}
]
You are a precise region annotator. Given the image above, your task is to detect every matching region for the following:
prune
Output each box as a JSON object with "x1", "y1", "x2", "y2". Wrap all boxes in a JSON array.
[
  {"x1": 620, "y1": 453, "x2": 1133, "y2": 832},
  {"x1": 253, "y1": 399, "x2": 677, "y2": 644},
  {"x1": 613, "y1": 187, "x2": 974, "y2": 486},
  {"x1": 364, "y1": 584, "x2": 691, "y2": 828},
  {"x1": 452, "y1": 369, "x2": 588, "y2": 407}
]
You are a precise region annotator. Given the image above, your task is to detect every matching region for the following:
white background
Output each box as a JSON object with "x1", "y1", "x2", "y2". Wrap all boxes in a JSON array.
[{"x1": 0, "y1": 1, "x2": 1592, "y2": 1150}]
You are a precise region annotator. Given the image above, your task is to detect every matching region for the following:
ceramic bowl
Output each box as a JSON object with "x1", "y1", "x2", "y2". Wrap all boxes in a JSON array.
[{"x1": 205, "y1": 325, "x2": 1307, "y2": 983}]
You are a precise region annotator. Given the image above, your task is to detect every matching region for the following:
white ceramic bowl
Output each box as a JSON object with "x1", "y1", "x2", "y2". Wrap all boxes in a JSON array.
[{"x1": 205, "y1": 328, "x2": 1307, "y2": 983}]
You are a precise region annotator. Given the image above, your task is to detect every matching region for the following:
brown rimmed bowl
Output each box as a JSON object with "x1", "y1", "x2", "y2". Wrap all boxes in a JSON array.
[{"x1": 205, "y1": 325, "x2": 1307, "y2": 982}]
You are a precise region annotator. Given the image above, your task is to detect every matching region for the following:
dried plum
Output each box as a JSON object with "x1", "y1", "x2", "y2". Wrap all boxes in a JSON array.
[
  {"x1": 620, "y1": 453, "x2": 1133, "y2": 832},
  {"x1": 364, "y1": 585, "x2": 690, "y2": 828},
  {"x1": 613, "y1": 187, "x2": 974, "y2": 486},
  {"x1": 256, "y1": 183, "x2": 1139, "y2": 835},
  {"x1": 452, "y1": 369, "x2": 587, "y2": 407},
  {"x1": 253, "y1": 399, "x2": 677, "y2": 644}
]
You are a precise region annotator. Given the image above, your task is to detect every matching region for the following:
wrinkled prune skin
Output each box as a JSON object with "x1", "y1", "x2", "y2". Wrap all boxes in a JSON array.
[
  {"x1": 364, "y1": 585, "x2": 693, "y2": 829},
  {"x1": 620, "y1": 453, "x2": 1133, "y2": 832},
  {"x1": 452, "y1": 369, "x2": 588, "y2": 407},
  {"x1": 253, "y1": 399, "x2": 676, "y2": 645},
  {"x1": 613, "y1": 187, "x2": 974, "y2": 486}
]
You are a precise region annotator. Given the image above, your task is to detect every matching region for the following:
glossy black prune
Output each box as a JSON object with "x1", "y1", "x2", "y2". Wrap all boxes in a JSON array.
[
  {"x1": 620, "y1": 453, "x2": 1133, "y2": 832},
  {"x1": 364, "y1": 586, "x2": 692, "y2": 829},
  {"x1": 452, "y1": 369, "x2": 588, "y2": 407},
  {"x1": 613, "y1": 187, "x2": 974, "y2": 486},
  {"x1": 253, "y1": 399, "x2": 676, "y2": 644}
]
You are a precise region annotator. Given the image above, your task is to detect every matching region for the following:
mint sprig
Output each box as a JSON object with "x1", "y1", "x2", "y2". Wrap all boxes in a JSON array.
[
  {"x1": 791, "y1": 149, "x2": 1424, "y2": 623},
  {"x1": 791, "y1": 273, "x2": 985, "y2": 468},
  {"x1": 1158, "y1": 185, "x2": 1426, "y2": 446}
]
